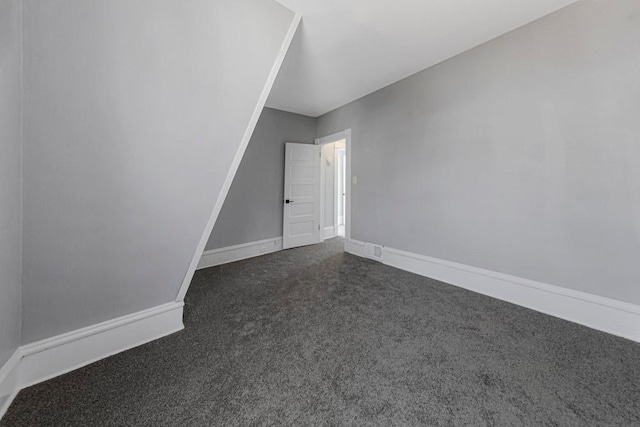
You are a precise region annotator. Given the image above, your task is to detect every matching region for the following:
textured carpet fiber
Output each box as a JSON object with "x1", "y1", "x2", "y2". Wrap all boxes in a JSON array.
[{"x1": 3, "y1": 238, "x2": 640, "y2": 426}]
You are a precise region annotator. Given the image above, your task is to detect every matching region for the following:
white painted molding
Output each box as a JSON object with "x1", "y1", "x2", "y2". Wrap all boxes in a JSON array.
[
  {"x1": 346, "y1": 239, "x2": 640, "y2": 343},
  {"x1": 0, "y1": 350, "x2": 21, "y2": 420},
  {"x1": 345, "y1": 238, "x2": 365, "y2": 257},
  {"x1": 316, "y1": 130, "x2": 348, "y2": 146},
  {"x1": 198, "y1": 237, "x2": 283, "y2": 270},
  {"x1": 19, "y1": 302, "x2": 184, "y2": 389},
  {"x1": 323, "y1": 226, "x2": 337, "y2": 240},
  {"x1": 176, "y1": 13, "x2": 302, "y2": 302},
  {"x1": 0, "y1": 302, "x2": 184, "y2": 422}
]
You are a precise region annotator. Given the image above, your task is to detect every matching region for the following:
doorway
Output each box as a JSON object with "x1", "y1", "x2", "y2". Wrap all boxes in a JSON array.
[
  {"x1": 322, "y1": 139, "x2": 346, "y2": 238},
  {"x1": 317, "y1": 130, "x2": 351, "y2": 250},
  {"x1": 335, "y1": 141, "x2": 346, "y2": 237},
  {"x1": 281, "y1": 130, "x2": 351, "y2": 251}
]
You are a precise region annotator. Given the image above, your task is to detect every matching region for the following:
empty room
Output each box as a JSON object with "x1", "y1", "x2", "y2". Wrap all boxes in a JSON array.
[{"x1": 1, "y1": 0, "x2": 639, "y2": 425}]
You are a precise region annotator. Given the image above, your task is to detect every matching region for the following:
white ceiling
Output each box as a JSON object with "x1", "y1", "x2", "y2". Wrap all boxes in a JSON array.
[{"x1": 267, "y1": 0, "x2": 578, "y2": 117}]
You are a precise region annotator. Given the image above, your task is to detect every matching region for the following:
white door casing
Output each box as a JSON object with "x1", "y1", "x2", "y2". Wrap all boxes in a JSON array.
[{"x1": 283, "y1": 143, "x2": 321, "y2": 249}]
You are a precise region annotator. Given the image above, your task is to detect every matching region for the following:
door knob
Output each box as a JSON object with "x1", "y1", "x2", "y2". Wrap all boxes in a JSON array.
[{"x1": 285, "y1": 199, "x2": 294, "y2": 204}]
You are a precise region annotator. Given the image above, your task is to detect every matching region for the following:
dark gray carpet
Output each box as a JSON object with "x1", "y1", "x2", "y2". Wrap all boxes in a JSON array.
[{"x1": 3, "y1": 237, "x2": 640, "y2": 426}]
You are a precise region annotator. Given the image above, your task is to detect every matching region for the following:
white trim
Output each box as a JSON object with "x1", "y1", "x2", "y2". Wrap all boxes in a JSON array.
[
  {"x1": 0, "y1": 303, "x2": 184, "y2": 422},
  {"x1": 0, "y1": 351, "x2": 21, "y2": 420},
  {"x1": 316, "y1": 130, "x2": 347, "y2": 146},
  {"x1": 323, "y1": 226, "x2": 337, "y2": 240},
  {"x1": 176, "y1": 13, "x2": 302, "y2": 302},
  {"x1": 345, "y1": 239, "x2": 640, "y2": 343},
  {"x1": 19, "y1": 302, "x2": 184, "y2": 389},
  {"x1": 345, "y1": 238, "x2": 365, "y2": 257},
  {"x1": 198, "y1": 237, "x2": 283, "y2": 270}
]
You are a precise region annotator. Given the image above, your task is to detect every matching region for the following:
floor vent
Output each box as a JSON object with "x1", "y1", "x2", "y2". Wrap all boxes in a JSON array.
[{"x1": 364, "y1": 243, "x2": 384, "y2": 260}]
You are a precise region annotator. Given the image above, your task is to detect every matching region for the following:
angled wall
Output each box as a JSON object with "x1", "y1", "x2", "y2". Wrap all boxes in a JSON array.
[
  {"x1": 317, "y1": 0, "x2": 640, "y2": 305},
  {"x1": 21, "y1": 0, "x2": 297, "y2": 344},
  {"x1": 206, "y1": 108, "x2": 316, "y2": 250},
  {"x1": 0, "y1": 0, "x2": 22, "y2": 368}
]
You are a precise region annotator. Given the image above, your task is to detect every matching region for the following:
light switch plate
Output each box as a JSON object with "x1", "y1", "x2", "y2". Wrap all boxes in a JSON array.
[{"x1": 352, "y1": 175, "x2": 357, "y2": 185}]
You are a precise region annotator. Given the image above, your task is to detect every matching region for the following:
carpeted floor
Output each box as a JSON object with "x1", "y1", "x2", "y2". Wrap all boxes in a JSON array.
[{"x1": 3, "y1": 237, "x2": 640, "y2": 426}]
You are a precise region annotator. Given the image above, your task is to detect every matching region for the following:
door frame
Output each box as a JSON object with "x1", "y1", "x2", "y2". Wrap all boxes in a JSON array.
[{"x1": 315, "y1": 129, "x2": 352, "y2": 251}]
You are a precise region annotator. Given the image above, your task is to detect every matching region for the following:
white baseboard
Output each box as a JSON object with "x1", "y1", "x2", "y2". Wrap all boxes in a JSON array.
[
  {"x1": 346, "y1": 239, "x2": 640, "y2": 343},
  {"x1": 20, "y1": 302, "x2": 184, "y2": 388},
  {"x1": 345, "y1": 238, "x2": 365, "y2": 257},
  {"x1": 323, "y1": 226, "x2": 337, "y2": 240},
  {"x1": 0, "y1": 302, "x2": 184, "y2": 421},
  {"x1": 0, "y1": 351, "x2": 21, "y2": 420},
  {"x1": 198, "y1": 237, "x2": 283, "y2": 270}
]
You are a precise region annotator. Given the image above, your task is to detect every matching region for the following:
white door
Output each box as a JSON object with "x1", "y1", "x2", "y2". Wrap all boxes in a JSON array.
[{"x1": 283, "y1": 143, "x2": 321, "y2": 249}]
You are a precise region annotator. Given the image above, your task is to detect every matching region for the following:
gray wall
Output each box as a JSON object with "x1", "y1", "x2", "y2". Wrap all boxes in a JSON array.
[
  {"x1": 0, "y1": 0, "x2": 22, "y2": 368},
  {"x1": 317, "y1": 0, "x2": 640, "y2": 305},
  {"x1": 207, "y1": 108, "x2": 316, "y2": 250},
  {"x1": 22, "y1": 0, "x2": 295, "y2": 344}
]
